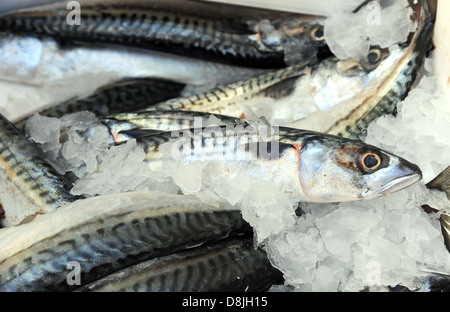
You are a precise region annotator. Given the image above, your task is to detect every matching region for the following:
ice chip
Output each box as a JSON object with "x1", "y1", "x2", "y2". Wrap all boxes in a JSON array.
[
  {"x1": 173, "y1": 161, "x2": 207, "y2": 195},
  {"x1": 240, "y1": 184, "x2": 296, "y2": 243},
  {"x1": 25, "y1": 113, "x2": 61, "y2": 160},
  {"x1": 213, "y1": 173, "x2": 250, "y2": 205},
  {"x1": 71, "y1": 139, "x2": 179, "y2": 197},
  {"x1": 324, "y1": 0, "x2": 414, "y2": 61}
]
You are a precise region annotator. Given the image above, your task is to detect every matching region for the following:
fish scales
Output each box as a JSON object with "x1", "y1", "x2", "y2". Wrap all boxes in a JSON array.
[
  {"x1": 101, "y1": 110, "x2": 246, "y2": 143},
  {"x1": 133, "y1": 0, "x2": 434, "y2": 138},
  {"x1": 152, "y1": 62, "x2": 310, "y2": 114},
  {"x1": 329, "y1": 18, "x2": 433, "y2": 139},
  {"x1": 0, "y1": 2, "x2": 326, "y2": 68},
  {"x1": 14, "y1": 77, "x2": 186, "y2": 132},
  {"x1": 0, "y1": 114, "x2": 77, "y2": 226},
  {"x1": 133, "y1": 125, "x2": 422, "y2": 202},
  {"x1": 315, "y1": 0, "x2": 434, "y2": 139},
  {"x1": 0, "y1": 192, "x2": 250, "y2": 291},
  {"x1": 78, "y1": 236, "x2": 282, "y2": 292}
]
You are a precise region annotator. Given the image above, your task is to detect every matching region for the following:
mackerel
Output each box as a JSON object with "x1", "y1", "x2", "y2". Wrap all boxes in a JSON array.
[
  {"x1": 0, "y1": 32, "x2": 263, "y2": 92},
  {"x1": 0, "y1": 113, "x2": 77, "y2": 227},
  {"x1": 133, "y1": 125, "x2": 422, "y2": 202},
  {"x1": 0, "y1": 0, "x2": 328, "y2": 68},
  {"x1": 288, "y1": 0, "x2": 435, "y2": 139},
  {"x1": 14, "y1": 77, "x2": 186, "y2": 132},
  {"x1": 145, "y1": 46, "x2": 406, "y2": 128},
  {"x1": 78, "y1": 236, "x2": 282, "y2": 292},
  {"x1": 146, "y1": 0, "x2": 434, "y2": 138},
  {"x1": 100, "y1": 110, "x2": 245, "y2": 143},
  {"x1": 0, "y1": 191, "x2": 250, "y2": 291},
  {"x1": 150, "y1": 61, "x2": 314, "y2": 121}
]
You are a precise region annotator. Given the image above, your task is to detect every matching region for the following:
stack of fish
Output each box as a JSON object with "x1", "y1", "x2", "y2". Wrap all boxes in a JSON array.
[{"x1": 0, "y1": 0, "x2": 447, "y2": 292}]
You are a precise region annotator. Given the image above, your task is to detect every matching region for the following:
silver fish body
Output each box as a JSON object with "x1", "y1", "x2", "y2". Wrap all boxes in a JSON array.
[
  {"x1": 145, "y1": 0, "x2": 434, "y2": 138},
  {"x1": 289, "y1": 0, "x2": 435, "y2": 139},
  {"x1": 0, "y1": 113, "x2": 78, "y2": 227},
  {"x1": 145, "y1": 46, "x2": 407, "y2": 130},
  {"x1": 14, "y1": 77, "x2": 187, "y2": 132},
  {"x1": 0, "y1": 0, "x2": 328, "y2": 68},
  {"x1": 133, "y1": 125, "x2": 422, "y2": 202},
  {"x1": 147, "y1": 45, "x2": 393, "y2": 126},
  {"x1": 0, "y1": 192, "x2": 250, "y2": 291},
  {"x1": 101, "y1": 110, "x2": 245, "y2": 143},
  {"x1": 150, "y1": 62, "x2": 312, "y2": 121},
  {"x1": 0, "y1": 32, "x2": 264, "y2": 122},
  {"x1": 77, "y1": 236, "x2": 281, "y2": 292}
]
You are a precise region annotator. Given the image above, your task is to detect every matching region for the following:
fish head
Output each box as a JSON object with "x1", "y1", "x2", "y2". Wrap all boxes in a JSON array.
[
  {"x1": 276, "y1": 17, "x2": 331, "y2": 65},
  {"x1": 297, "y1": 134, "x2": 422, "y2": 202},
  {"x1": 336, "y1": 45, "x2": 391, "y2": 76}
]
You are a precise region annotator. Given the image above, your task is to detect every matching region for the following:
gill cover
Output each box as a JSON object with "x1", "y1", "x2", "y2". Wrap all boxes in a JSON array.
[{"x1": 297, "y1": 135, "x2": 422, "y2": 202}]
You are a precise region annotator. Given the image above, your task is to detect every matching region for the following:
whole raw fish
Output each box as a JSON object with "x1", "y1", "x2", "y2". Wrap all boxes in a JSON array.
[
  {"x1": 133, "y1": 125, "x2": 422, "y2": 202},
  {"x1": 0, "y1": 0, "x2": 328, "y2": 68},
  {"x1": 77, "y1": 236, "x2": 282, "y2": 292},
  {"x1": 0, "y1": 192, "x2": 250, "y2": 291}
]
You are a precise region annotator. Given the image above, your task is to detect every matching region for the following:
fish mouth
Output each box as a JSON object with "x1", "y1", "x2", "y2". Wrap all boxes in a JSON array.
[{"x1": 376, "y1": 173, "x2": 422, "y2": 197}]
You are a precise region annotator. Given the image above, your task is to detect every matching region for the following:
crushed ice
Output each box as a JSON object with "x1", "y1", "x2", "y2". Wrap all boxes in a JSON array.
[
  {"x1": 265, "y1": 53, "x2": 450, "y2": 291},
  {"x1": 26, "y1": 111, "x2": 179, "y2": 197},
  {"x1": 25, "y1": 52, "x2": 450, "y2": 291},
  {"x1": 22, "y1": 2, "x2": 450, "y2": 292},
  {"x1": 324, "y1": 0, "x2": 416, "y2": 60},
  {"x1": 26, "y1": 111, "x2": 111, "y2": 178}
]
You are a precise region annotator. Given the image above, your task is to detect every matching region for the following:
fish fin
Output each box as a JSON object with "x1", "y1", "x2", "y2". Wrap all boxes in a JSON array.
[
  {"x1": 440, "y1": 212, "x2": 450, "y2": 253},
  {"x1": 426, "y1": 165, "x2": 450, "y2": 199},
  {"x1": 424, "y1": 165, "x2": 450, "y2": 253}
]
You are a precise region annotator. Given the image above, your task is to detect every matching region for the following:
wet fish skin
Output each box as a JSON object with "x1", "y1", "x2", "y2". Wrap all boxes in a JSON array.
[
  {"x1": 0, "y1": 2, "x2": 327, "y2": 68},
  {"x1": 426, "y1": 165, "x2": 450, "y2": 199},
  {"x1": 146, "y1": 2, "x2": 431, "y2": 130},
  {"x1": 134, "y1": 125, "x2": 422, "y2": 202},
  {"x1": 422, "y1": 165, "x2": 450, "y2": 253},
  {"x1": 0, "y1": 113, "x2": 78, "y2": 227},
  {"x1": 142, "y1": 0, "x2": 432, "y2": 138},
  {"x1": 14, "y1": 77, "x2": 187, "y2": 132},
  {"x1": 77, "y1": 236, "x2": 282, "y2": 292},
  {"x1": 0, "y1": 192, "x2": 250, "y2": 291},
  {"x1": 150, "y1": 61, "x2": 313, "y2": 118},
  {"x1": 318, "y1": 0, "x2": 435, "y2": 139},
  {"x1": 147, "y1": 47, "x2": 388, "y2": 126},
  {"x1": 100, "y1": 110, "x2": 246, "y2": 143},
  {"x1": 0, "y1": 31, "x2": 264, "y2": 97}
]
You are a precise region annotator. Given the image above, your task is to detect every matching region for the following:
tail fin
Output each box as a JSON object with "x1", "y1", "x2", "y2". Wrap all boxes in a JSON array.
[
  {"x1": 426, "y1": 165, "x2": 450, "y2": 199},
  {"x1": 424, "y1": 165, "x2": 450, "y2": 252}
]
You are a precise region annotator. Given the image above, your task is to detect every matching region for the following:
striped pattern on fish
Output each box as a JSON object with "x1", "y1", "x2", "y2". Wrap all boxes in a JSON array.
[
  {"x1": 14, "y1": 77, "x2": 187, "y2": 132},
  {"x1": 0, "y1": 114, "x2": 77, "y2": 227},
  {"x1": 0, "y1": 2, "x2": 327, "y2": 68},
  {"x1": 0, "y1": 192, "x2": 250, "y2": 291},
  {"x1": 132, "y1": 125, "x2": 422, "y2": 203},
  {"x1": 77, "y1": 236, "x2": 282, "y2": 292},
  {"x1": 150, "y1": 62, "x2": 311, "y2": 116},
  {"x1": 290, "y1": 0, "x2": 435, "y2": 139}
]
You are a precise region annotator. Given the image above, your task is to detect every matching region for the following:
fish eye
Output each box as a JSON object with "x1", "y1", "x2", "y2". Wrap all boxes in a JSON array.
[
  {"x1": 311, "y1": 27, "x2": 324, "y2": 41},
  {"x1": 358, "y1": 152, "x2": 382, "y2": 173},
  {"x1": 366, "y1": 49, "x2": 382, "y2": 64}
]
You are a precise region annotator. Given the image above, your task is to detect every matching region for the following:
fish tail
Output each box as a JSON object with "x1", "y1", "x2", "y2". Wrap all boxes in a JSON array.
[
  {"x1": 424, "y1": 165, "x2": 450, "y2": 252},
  {"x1": 426, "y1": 165, "x2": 450, "y2": 199}
]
